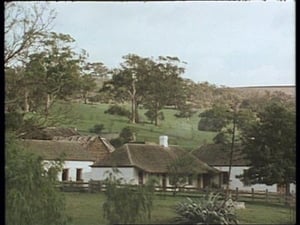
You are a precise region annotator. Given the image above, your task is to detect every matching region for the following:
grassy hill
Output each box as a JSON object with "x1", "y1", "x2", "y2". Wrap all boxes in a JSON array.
[
  {"x1": 59, "y1": 102, "x2": 216, "y2": 151},
  {"x1": 233, "y1": 85, "x2": 295, "y2": 97}
]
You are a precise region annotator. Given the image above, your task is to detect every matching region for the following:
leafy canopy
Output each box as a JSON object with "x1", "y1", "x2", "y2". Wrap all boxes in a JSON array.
[
  {"x1": 240, "y1": 102, "x2": 296, "y2": 187},
  {"x1": 5, "y1": 132, "x2": 69, "y2": 225}
]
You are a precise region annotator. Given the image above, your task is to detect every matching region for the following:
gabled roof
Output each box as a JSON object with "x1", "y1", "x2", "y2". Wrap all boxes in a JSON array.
[
  {"x1": 53, "y1": 135, "x2": 115, "y2": 153},
  {"x1": 21, "y1": 139, "x2": 95, "y2": 161},
  {"x1": 20, "y1": 127, "x2": 80, "y2": 140},
  {"x1": 92, "y1": 143, "x2": 218, "y2": 174},
  {"x1": 192, "y1": 143, "x2": 250, "y2": 166}
]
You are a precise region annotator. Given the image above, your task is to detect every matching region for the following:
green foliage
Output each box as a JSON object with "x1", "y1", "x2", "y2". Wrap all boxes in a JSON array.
[
  {"x1": 119, "y1": 126, "x2": 135, "y2": 141},
  {"x1": 145, "y1": 109, "x2": 165, "y2": 124},
  {"x1": 89, "y1": 123, "x2": 105, "y2": 134},
  {"x1": 5, "y1": 132, "x2": 69, "y2": 225},
  {"x1": 239, "y1": 102, "x2": 296, "y2": 192},
  {"x1": 213, "y1": 131, "x2": 231, "y2": 145},
  {"x1": 110, "y1": 126, "x2": 135, "y2": 147},
  {"x1": 167, "y1": 155, "x2": 198, "y2": 196},
  {"x1": 102, "y1": 169, "x2": 156, "y2": 224},
  {"x1": 104, "y1": 105, "x2": 131, "y2": 118},
  {"x1": 174, "y1": 104, "x2": 196, "y2": 119},
  {"x1": 198, "y1": 105, "x2": 231, "y2": 132},
  {"x1": 174, "y1": 193, "x2": 239, "y2": 225}
]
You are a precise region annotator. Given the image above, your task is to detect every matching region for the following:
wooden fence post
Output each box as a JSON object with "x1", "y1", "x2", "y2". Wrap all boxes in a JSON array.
[
  {"x1": 235, "y1": 187, "x2": 239, "y2": 201},
  {"x1": 251, "y1": 188, "x2": 254, "y2": 201},
  {"x1": 266, "y1": 189, "x2": 269, "y2": 202}
]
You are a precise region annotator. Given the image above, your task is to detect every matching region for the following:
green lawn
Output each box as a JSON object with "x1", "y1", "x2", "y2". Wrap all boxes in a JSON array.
[
  {"x1": 54, "y1": 102, "x2": 216, "y2": 150},
  {"x1": 64, "y1": 192, "x2": 295, "y2": 225}
]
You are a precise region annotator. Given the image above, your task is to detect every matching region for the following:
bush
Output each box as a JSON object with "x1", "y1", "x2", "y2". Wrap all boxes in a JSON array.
[
  {"x1": 174, "y1": 192, "x2": 238, "y2": 225},
  {"x1": 110, "y1": 126, "x2": 135, "y2": 148},
  {"x1": 89, "y1": 123, "x2": 105, "y2": 134},
  {"x1": 104, "y1": 105, "x2": 131, "y2": 118},
  {"x1": 110, "y1": 137, "x2": 124, "y2": 148},
  {"x1": 198, "y1": 117, "x2": 224, "y2": 132},
  {"x1": 5, "y1": 132, "x2": 69, "y2": 225},
  {"x1": 102, "y1": 169, "x2": 156, "y2": 224}
]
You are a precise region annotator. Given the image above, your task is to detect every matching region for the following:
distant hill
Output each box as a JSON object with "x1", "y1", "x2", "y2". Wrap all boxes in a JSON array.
[{"x1": 232, "y1": 85, "x2": 295, "y2": 98}]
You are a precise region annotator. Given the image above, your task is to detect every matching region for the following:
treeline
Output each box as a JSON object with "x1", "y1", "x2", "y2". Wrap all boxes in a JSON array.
[{"x1": 5, "y1": 2, "x2": 295, "y2": 134}]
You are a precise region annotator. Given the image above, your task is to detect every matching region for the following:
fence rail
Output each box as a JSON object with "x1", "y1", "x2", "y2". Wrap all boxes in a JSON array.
[{"x1": 57, "y1": 181, "x2": 295, "y2": 206}]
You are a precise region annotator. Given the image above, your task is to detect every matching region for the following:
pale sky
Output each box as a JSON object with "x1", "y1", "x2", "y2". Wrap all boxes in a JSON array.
[{"x1": 47, "y1": 1, "x2": 295, "y2": 87}]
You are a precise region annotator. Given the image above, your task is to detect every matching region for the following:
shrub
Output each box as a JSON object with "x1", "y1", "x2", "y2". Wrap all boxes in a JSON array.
[
  {"x1": 89, "y1": 123, "x2": 105, "y2": 134},
  {"x1": 104, "y1": 105, "x2": 131, "y2": 118},
  {"x1": 174, "y1": 192, "x2": 238, "y2": 225},
  {"x1": 5, "y1": 132, "x2": 69, "y2": 225},
  {"x1": 102, "y1": 169, "x2": 156, "y2": 225}
]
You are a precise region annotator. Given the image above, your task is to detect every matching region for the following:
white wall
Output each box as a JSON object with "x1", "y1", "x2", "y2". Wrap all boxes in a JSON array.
[
  {"x1": 215, "y1": 166, "x2": 278, "y2": 192},
  {"x1": 44, "y1": 160, "x2": 94, "y2": 182},
  {"x1": 90, "y1": 167, "x2": 138, "y2": 184}
]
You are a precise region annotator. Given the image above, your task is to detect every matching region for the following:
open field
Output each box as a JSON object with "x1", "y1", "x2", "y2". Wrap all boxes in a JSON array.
[
  {"x1": 56, "y1": 102, "x2": 217, "y2": 150},
  {"x1": 64, "y1": 192, "x2": 295, "y2": 225}
]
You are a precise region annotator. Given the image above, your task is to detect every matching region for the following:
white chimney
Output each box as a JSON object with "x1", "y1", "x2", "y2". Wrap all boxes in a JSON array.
[{"x1": 159, "y1": 135, "x2": 168, "y2": 148}]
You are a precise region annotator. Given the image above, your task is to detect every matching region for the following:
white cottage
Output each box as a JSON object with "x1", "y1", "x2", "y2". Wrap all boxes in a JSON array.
[
  {"x1": 193, "y1": 143, "x2": 296, "y2": 193},
  {"x1": 21, "y1": 136, "x2": 114, "y2": 182},
  {"x1": 90, "y1": 137, "x2": 219, "y2": 189}
]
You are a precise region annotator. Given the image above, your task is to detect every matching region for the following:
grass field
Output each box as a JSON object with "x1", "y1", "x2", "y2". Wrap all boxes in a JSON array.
[
  {"x1": 64, "y1": 192, "x2": 295, "y2": 225},
  {"x1": 57, "y1": 102, "x2": 217, "y2": 150}
]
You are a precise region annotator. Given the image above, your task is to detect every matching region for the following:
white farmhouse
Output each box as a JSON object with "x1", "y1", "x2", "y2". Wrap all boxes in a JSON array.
[
  {"x1": 90, "y1": 136, "x2": 219, "y2": 189},
  {"x1": 193, "y1": 143, "x2": 296, "y2": 194},
  {"x1": 21, "y1": 136, "x2": 114, "y2": 182}
]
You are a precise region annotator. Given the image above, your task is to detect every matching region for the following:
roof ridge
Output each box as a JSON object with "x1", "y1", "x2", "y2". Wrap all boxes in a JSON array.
[{"x1": 125, "y1": 144, "x2": 134, "y2": 165}]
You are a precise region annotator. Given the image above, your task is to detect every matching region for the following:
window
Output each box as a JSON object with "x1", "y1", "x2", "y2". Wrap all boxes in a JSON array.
[
  {"x1": 187, "y1": 175, "x2": 193, "y2": 185},
  {"x1": 138, "y1": 171, "x2": 143, "y2": 185},
  {"x1": 62, "y1": 169, "x2": 69, "y2": 181},
  {"x1": 222, "y1": 172, "x2": 229, "y2": 185},
  {"x1": 76, "y1": 168, "x2": 83, "y2": 181},
  {"x1": 277, "y1": 184, "x2": 286, "y2": 194},
  {"x1": 169, "y1": 176, "x2": 175, "y2": 185}
]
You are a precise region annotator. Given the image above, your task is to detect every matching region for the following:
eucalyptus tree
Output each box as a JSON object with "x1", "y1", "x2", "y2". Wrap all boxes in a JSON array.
[
  {"x1": 5, "y1": 2, "x2": 56, "y2": 67},
  {"x1": 142, "y1": 56, "x2": 186, "y2": 126},
  {"x1": 239, "y1": 102, "x2": 296, "y2": 198},
  {"x1": 198, "y1": 102, "x2": 256, "y2": 197},
  {"x1": 101, "y1": 54, "x2": 153, "y2": 123},
  {"x1": 24, "y1": 32, "x2": 83, "y2": 117}
]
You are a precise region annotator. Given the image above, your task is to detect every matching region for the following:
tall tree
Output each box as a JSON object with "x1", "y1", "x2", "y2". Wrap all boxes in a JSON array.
[
  {"x1": 143, "y1": 56, "x2": 186, "y2": 126},
  {"x1": 198, "y1": 102, "x2": 256, "y2": 198},
  {"x1": 24, "y1": 32, "x2": 83, "y2": 116},
  {"x1": 5, "y1": 132, "x2": 69, "y2": 225},
  {"x1": 79, "y1": 74, "x2": 97, "y2": 104},
  {"x1": 239, "y1": 102, "x2": 296, "y2": 197},
  {"x1": 5, "y1": 2, "x2": 56, "y2": 67},
  {"x1": 101, "y1": 54, "x2": 153, "y2": 123}
]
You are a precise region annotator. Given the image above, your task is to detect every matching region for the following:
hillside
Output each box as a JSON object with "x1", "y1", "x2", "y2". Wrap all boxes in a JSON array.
[
  {"x1": 232, "y1": 85, "x2": 295, "y2": 98},
  {"x1": 56, "y1": 102, "x2": 216, "y2": 151}
]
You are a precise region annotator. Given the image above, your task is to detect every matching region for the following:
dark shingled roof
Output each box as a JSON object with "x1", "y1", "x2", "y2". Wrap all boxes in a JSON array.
[
  {"x1": 20, "y1": 127, "x2": 80, "y2": 140},
  {"x1": 192, "y1": 144, "x2": 250, "y2": 166},
  {"x1": 92, "y1": 143, "x2": 219, "y2": 174},
  {"x1": 21, "y1": 139, "x2": 96, "y2": 161}
]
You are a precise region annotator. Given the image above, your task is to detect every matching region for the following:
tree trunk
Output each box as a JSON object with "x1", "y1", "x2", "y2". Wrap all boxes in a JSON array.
[
  {"x1": 131, "y1": 96, "x2": 136, "y2": 124},
  {"x1": 130, "y1": 79, "x2": 136, "y2": 124},
  {"x1": 226, "y1": 109, "x2": 237, "y2": 199},
  {"x1": 83, "y1": 92, "x2": 87, "y2": 104},
  {"x1": 285, "y1": 182, "x2": 291, "y2": 205},
  {"x1": 135, "y1": 102, "x2": 139, "y2": 123},
  {"x1": 24, "y1": 89, "x2": 30, "y2": 112},
  {"x1": 45, "y1": 94, "x2": 51, "y2": 117},
  {"x1": 154, "y1": 103, "x2": 159, "y2": 126}
]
